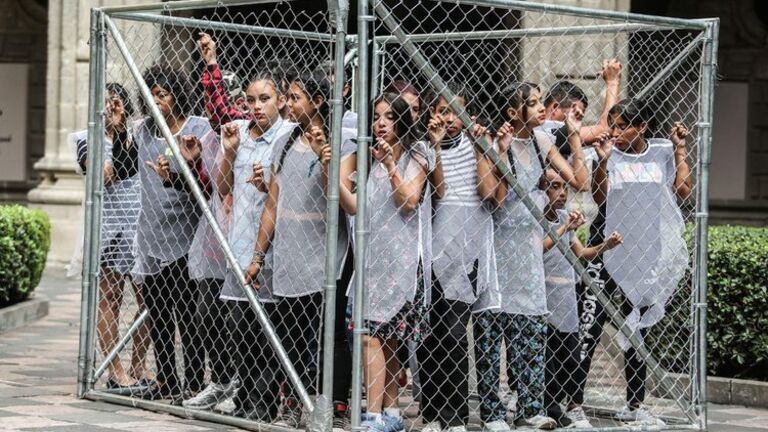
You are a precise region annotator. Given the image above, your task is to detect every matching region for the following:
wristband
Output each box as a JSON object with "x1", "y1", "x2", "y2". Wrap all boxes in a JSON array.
[{"x1": 252, "y1": 250, "x2": 266, "y2": 264}]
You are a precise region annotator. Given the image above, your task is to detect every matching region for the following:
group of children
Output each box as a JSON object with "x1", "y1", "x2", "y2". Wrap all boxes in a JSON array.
[{"x1": 72, "y1": 32, "x2": 691, "y2": 432}]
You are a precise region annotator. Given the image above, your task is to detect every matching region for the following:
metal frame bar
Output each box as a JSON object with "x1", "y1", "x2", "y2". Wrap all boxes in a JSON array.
[
  {"x1": 350, "y1": 2, "x2": 373, "y2": 431},
  {"x1": 102, "y1": 13, "x2": 314, "y2": 413},
  {"x1": 92, "y1": 309, "x2": 149, "y2": 382},
  {"x1": 110, "y1": 11, "x2": 334, "y2": 43},
  {"x1": 370, "y1": 0, "x2": 699, "y2": 424},
  {"x1": 101, "y1": 0, "x2": 293, "y2": 14},
  {"x1": 316, "y1": 1, "x2": 349, "y2": 431},
  {"x1": 373, "y1": 22, "x2": 664, "y2": 45},
  {"x1": 85, "y1": 390, "x2": 295, "y2": 432},
  {"x1": 78, "y1": 7, "x2": 106, "y2": 398},
  {"x1": 433, "y1": 0, "x2": 708, "y2": 30},
  {"x1": 692, "y1": 18, "x2": 719, "y2": 432},
  {"x1": 634, "y1": 33, "x2": 705, "y2": 101}
]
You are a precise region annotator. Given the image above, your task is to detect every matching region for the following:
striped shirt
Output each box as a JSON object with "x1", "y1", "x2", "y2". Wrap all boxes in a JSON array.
[{"x1": 438, "y1": 133, "x2": 481, "y2": 206}]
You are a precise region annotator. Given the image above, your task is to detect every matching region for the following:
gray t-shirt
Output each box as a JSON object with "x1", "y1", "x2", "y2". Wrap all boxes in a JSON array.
[
  {"x1": 544, "y1": 209, "x2": 578, "y2": 333},
  {"x1": 475, "y1": 130, "x2": 553, "y2": 315},
  {"x1": 271, "y1": 130, "x2": 351, "y2": 298},
  {"x1": 432, "y1": 133, "x2": 494, "y2": 304},
  {"x1": 132, "y1": 116, "x2": 213, "y2": 279},
  {"x1": 364, "y1": 142, "x2": 433, "y2": 323},
  {"x1": 594, "y1": 138, "x2": 687, "y2": 331},
  {"x1": 220, "y1": 118, "x2": 297, "y2": 302}
]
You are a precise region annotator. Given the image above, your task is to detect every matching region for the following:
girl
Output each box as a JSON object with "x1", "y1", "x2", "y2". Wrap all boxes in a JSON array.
[
  {"x1": 418, "y1": 82, "x2": 494, "y2": 432},
  {"x1": 133, "y1": 64, "x2": 211, "y2": 402},
  {"x1": 355, "y1": 93, "x2": 433, "y2": 432},
  {"x1": 572, "y1": 99, "x2": 690, "y2": 426},
  {"x1": 247, "y1": 69, "x2": 355, "y2": 427},
  {"x1": 71, "y1": 83, "x2": 151, "y2": 392},
  {"x1": 473, "y1": 81, "x2": 588, "y2": 431},
  {"x1": 219, "y1": 69, "x2": 296, "y2": 421},
  {"x1": 540, "y1": 169, "x2": 622, "y2": 428}
]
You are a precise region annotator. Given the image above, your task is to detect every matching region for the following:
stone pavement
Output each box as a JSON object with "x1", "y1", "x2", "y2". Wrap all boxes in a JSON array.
[{"x1": 0, "y1": 266, "x2": 766, "y2": 431}]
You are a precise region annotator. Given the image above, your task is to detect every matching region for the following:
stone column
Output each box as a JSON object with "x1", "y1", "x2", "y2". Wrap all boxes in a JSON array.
[{"x1": 28, "y1": 0, "x2": 161, "y2": 265}]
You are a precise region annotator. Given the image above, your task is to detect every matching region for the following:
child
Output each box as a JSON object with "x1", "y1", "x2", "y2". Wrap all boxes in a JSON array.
[
  {"x1": 418, "y1": 81, "x2": 495, "y2": 432},
  {"x1": 132, "y1": 64, "x2": 212, "y2": 402},
  {"x1": 539, "y1": 59, "x2": 622, "y2": 156},
  {"x1": 572, "y1": 99, "x2": 690, "y2": 426},
  {"x1": 540, "y1": 169, "x2": 622, "y2": 427},
  {"x1": 216, "y1": 69, "x2": 296, "y2": 421},
  {"x1": 71, "y1": 83, "x2": 151, "y2": 393},
  {"x1": 180, "y1": 128, "x2": 238, "y2": 413},
  {"x1": 197, "y1": 32, "x2": 250, "y2": 131},
  {"x1": 247, "y1": 69, "x2": 355, "y2": 427},
  {"x1": 342, "y1": 92, "x2": 432, "y2": 432},
  {"x1": 472, "y1": 81, "x2": 588, "y2": 431}
]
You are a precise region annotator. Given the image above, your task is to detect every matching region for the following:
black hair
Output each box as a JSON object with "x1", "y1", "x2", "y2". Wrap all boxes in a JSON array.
[
  {"x1": 373, "y1": 92, "x2": 418, "y2": 151},
  {"x1": 292, "y1": 68, "x2": 333, "y2": 131},
  {"x1": 261, "y1": 58, "x2": 297, "y2": 94},
  {"x1": 382, "y1": 80, "x2": 426, "y2": 138},
  {"x1": 106, "y1": 82, "x2": 134, "y2": 118},
  {"x1": 544, "y1": 81, "x2": 589, "y2": 109},
  {"x1": 608, "y1": 98, "x2": 654, "y2": 135},
  {"x1": 427, "y1": 80, "x2": 472, "y2": 111},
  {"x1": 141, "y1": 64, "x2": 193, "y2": 118},
  {"x1": 494, "y1": 81, "x2": 540, "y2": 128},
  {"x1": 140, "y1": 64, "x2": 194, "y2": 135},
  {"x1": 320, "y1": 58, "x2": 353, "y2": 110},
  {"x1": 245, "y1": 68, "x2": 285, "y2": 96}
]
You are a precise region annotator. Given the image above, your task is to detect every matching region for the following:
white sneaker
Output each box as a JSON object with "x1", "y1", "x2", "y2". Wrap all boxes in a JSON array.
[
  {"x1": 446, "y1": 426, "x2": 467, "y2": 432},
  {"x1": 565, "y1": 407, "x2": 592, "y2": 428},
  {"x1": 214, "y1": 396, "x2": 235, "y2": 414},
  {"x1": 182, "y1": 381, "x2": 236, "y2": 409},
  {"x1": 483, "y1": 420, "x2": 511, "y2": 432},
  {"x1": 515, "y1": 414, "x2": 557, "y2": 430},
  {"x1": 422, "y1": 421, "x2": 443, "y2": 432},
  {"x1": 614, "y1": 405, "x2": 666, "y2": 426}
]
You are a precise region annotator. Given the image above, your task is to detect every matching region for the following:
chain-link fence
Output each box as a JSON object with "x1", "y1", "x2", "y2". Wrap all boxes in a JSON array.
[{"x1": 75, "y1": 1, "x2": 717, "y2": 431}]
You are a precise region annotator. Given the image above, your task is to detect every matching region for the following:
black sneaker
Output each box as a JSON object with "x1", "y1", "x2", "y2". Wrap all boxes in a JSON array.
[
  {"x1": 275, "y1": 397, "x2": 303, "y2": 428},
  {"x1": 138, "y1": 382, "x2": 182, "y2": 402},
  {"x1": 333, "y1": 402, "x2": 350, "y2": 432},
  {"x1": 105, "y1": 378, "x2": 149, "y2": 397}
]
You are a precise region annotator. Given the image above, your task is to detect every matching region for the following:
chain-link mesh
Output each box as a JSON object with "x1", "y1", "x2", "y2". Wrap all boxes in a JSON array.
[{"x1": 76, "y1": 1, "x2": 714, "y2": 431}]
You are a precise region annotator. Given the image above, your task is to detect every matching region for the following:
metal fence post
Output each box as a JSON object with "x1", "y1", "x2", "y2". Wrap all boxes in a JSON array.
[
  {"x1": 693, "y1": 17, "x2": 719, "y2": 431},
  {"x1": 316, "y1": 1, "x2": 350, "y2": 431},
  {"x1": 350, "y1": 1, "x2": 373, "y2": 430},
  {"x1": 78, "y1": 7, "x2": 106, "y2": 398}
]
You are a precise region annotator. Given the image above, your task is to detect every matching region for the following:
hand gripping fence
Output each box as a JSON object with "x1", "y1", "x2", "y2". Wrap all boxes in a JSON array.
[{"x1": 75, "y1": 1, "x2": 717, "y2": 431}]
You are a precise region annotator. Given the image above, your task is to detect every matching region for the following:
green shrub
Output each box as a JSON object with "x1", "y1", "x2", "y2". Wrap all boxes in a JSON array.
[
  {"x1": 0, "y1": 205, "x2": 51, "y2": 307},
  {"x1": 649, "y1": 225, "x2": 768, "y2": 381}
]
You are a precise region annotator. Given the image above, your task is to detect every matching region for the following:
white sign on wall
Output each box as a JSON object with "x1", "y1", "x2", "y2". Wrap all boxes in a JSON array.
[{"x1": 0, "y1": 64, "x2": 29, "y2": 182}]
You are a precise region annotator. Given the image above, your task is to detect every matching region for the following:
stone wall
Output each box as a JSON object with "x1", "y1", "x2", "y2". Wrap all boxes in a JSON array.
[{"x1": 0, "y1": 0, "x2": 47, "y2": 202}]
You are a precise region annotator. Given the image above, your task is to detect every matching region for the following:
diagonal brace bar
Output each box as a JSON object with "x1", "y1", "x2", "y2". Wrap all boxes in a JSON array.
[{"x1": 635, "y1": 33, "x2": 705, "y2": 101}]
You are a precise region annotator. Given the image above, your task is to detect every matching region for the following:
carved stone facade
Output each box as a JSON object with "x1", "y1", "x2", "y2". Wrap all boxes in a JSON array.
[{"x1": 3, "y1": 0, "x2": 767, "y2": 265}]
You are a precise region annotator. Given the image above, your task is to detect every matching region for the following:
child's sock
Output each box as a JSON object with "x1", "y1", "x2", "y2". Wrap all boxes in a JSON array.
[{"x1": 384, "y1": 407, "x2": 401, "y2": 419}]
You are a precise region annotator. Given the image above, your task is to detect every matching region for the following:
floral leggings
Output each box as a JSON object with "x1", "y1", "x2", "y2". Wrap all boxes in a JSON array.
[{"x1": 474, "y1": 311, "x2": 548, "y2": 422}]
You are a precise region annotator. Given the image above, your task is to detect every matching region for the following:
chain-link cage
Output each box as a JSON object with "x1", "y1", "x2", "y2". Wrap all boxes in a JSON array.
[{"x1": 76, "y1": 1, "x2": 716, "y2": 431}]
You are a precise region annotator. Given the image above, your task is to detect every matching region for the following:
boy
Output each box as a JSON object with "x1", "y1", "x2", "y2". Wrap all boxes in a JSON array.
[{"x1": 540, "y1": 169, "x2": 622, "y2": 427}]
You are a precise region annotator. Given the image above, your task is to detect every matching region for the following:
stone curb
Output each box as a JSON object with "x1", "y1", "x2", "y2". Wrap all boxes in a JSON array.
[
  {"x1": 650, "y1": 373, "x2": 768, "y2": 409},
  {"x1": 0, "y1": 295, "x2": 49, "y2": 334},
  {"x1": 602, "y1": 325, "x2": 768, "y2": 408}
]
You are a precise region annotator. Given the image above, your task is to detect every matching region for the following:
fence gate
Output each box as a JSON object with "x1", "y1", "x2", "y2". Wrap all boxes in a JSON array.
[{"x1": 76, "y1": 1, "x2": 716, "y2": 432}]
